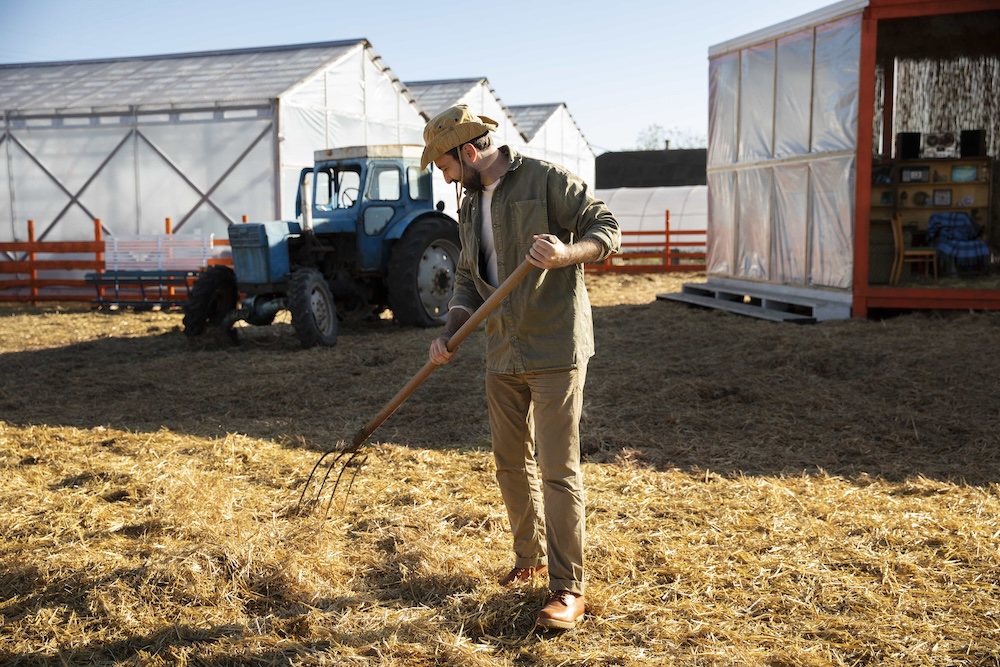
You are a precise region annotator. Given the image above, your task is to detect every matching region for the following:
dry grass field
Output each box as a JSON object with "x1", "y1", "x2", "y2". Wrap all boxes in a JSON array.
[{"x1": 1, "y1": 272, "x2": 999, "y2": 666}]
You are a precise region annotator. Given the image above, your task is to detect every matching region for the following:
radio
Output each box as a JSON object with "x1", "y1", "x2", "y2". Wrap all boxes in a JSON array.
[{"x1": 921, "y1": 131, "x2": 958, "y2": 158}]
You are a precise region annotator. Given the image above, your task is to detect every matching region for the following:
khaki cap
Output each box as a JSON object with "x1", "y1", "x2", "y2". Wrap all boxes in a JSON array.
[{"x1": 420, "y1": 104, "x2": 498, "y2": 170}]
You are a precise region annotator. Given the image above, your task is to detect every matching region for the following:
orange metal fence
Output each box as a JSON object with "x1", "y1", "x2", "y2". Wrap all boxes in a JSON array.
[
  {"x1": 0, "y1": 219, "x2": 104, "y2": 303},
  {"x1": 587, "y1": 211, "x2": 706, "y2": 274},
  {"x1": 2, "y1": 211, "x2": 705, "y2": 304},
  {"x1": 0, "y1": 218, "x2": 232, "y2": 306}
]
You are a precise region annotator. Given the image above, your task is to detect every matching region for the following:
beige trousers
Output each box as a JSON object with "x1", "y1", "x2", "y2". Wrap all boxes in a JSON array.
[{"x1": 485, "y1": 365, "x2": 587, "y2": 595}]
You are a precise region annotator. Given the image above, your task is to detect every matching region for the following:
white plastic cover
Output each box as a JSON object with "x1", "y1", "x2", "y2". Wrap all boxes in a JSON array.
[
  {"x1": 811, "y1": 16, "x2": 861, "y2": 154},
  {"x1": 809, "y1": 155, "x2": 855, "y2": 288},
  {"x1": 736, "y1": 168, "x2": 772, "y2": 279},
  {"x1": 279, "y1": 45, "x2": 425, "y2": 220},
  {"x1": 518, "y1": 105, "x2": 596, "y2": 188},
  {"x1": 739, "y1": 44, "x2": 776, "y2": 163},
  {"x1": 4, "y1": 123, "x2": 137, "y2": 241},
  {"x1": 0, "y1": 42, "x2": 427, "y2": 244},
  {"x1": 707, "y1": 9, "x2": 861, "y2": 290},
  {"x1": 772, "y1": 163, "x2": 809, "y2": 283},
  {"x1": 595, "y1": 186, "x2": 707, "y2": 244},
  {"x1": 2, "y1": 107, "x2": 278, "y2": 242},
  {"x1": 708, "y1": 53, "x2": 739, "y2": 168},
  {"x1": 408, "y1": 84, "x2": 596, "y2": 188},
  {"x1": 774, "y1": 31, "x2": 814, "y2": 158},
  {"x1": 452, "y1": 83, "x2": 526, "y2": 151},
  {"x1": 706, "y1": 171, "x2": 736, "y2": 275}
]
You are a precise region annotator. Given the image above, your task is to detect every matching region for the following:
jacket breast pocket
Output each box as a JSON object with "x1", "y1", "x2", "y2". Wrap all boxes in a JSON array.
[{"x1": 508, "y1": 199, "x2": 548, "y2": 240}]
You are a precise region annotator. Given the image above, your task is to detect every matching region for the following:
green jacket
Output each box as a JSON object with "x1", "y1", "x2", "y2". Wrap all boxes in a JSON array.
[{"x1": 450, "y1": 147, "x2": 621, "y2": 374}]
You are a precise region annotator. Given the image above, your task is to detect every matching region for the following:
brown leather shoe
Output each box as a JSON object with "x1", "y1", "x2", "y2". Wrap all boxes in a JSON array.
[
  {"x1": 535, "y1": 590, "x2": 585, "y2": 630},
  {"x1": 498, "y1": 565, "x2": 548, "y2": 586}
]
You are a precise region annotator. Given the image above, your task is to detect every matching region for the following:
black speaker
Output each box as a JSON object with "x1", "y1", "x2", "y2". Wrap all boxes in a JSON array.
[
  {"x1": 960, "y1": 129, "x2": 986, "y2": 158},
  {"x1": 897, "y1": 132, "x2": 921, "y2": 160}
]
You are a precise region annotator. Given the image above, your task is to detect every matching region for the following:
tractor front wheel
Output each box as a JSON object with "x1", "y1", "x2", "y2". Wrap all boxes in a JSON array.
[
  {"x1": 183, "y1": 265, "x2": 239, "y2": 342},
  {"x1": 388, "y1": 217, "x2": 460, "y2": 327},
  {"x1": 288, "y1": 268, "x2": 338, "y2": 348}
]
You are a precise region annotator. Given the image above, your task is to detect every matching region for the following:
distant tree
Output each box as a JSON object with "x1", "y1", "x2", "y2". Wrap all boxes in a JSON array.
[
  {"x1": 634, "y1": 124, "x2": 668, "y2": 150},
  {"x1": 633, "y1": 124, "x2": 707, "y2": 150}
]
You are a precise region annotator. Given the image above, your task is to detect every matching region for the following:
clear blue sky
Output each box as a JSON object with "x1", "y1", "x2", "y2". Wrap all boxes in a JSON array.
[{"x1": 0, "y1": 0, "x2": 836, "y2": 154}]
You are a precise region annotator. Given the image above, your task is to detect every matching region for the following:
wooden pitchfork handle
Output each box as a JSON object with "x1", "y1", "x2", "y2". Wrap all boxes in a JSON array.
[{"x1": 349, "y1": 258, "x2": 536, "y2": 450}]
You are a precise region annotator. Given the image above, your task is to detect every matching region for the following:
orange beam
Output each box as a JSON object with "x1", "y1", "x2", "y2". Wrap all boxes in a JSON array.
[
  {"x1": 0, "y1": 278, "x2": 90, "y2": 289},
  {"x1": 852, "y1": 7, "x2": 881, "y2": 318},
  {"x1": 0, "y1": 218, "x2": 107, "y2": 304},
  {"x1": 0, "y1": 241, "x2": 103, "y2": 253},
  {"x1": 868, "y1": 0, "x2": 1000, "y2": 20},
  {"x1": 860, "y1": 287, "x2": 1000, "y2": 310},
  {"x1": 1, "y1": 260, "x2": 104, "y2": 272}
]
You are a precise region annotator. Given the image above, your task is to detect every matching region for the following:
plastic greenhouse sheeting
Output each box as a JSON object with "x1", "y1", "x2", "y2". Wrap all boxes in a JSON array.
[
  {"x1": 596, "y1": 186, "x2": 707, "y2": 248},
  {"x1": 0, "y1": 42, "x2": 426, "y2": 243},
  {"x1": 707, "y1": 5, "x2": 862, "y2": 290},
  {"x1": 515, "y1": 104, "x2": 596, "y2": 189}
]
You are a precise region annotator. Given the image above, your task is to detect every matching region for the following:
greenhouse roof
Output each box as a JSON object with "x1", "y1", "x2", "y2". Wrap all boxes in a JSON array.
[
  {"x1": 508, "y1": 103, "x2": 562, "y2": 141},
  {"x1": 0, "y1": 40, "x2": 367, "y2": 114},
  {"x1": 403, "y1": 78, "x2": 484, "y2": 118}
]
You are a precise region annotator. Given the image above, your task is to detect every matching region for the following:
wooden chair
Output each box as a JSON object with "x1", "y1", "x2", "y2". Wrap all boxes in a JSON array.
[{"x1": 890, "y1": 213, "x2": 937, "y2": 285}]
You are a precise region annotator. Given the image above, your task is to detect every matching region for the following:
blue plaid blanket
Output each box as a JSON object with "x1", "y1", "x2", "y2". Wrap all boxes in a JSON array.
[{"x1": 926, "y1": 212, "x2": 990, "y2": 272}]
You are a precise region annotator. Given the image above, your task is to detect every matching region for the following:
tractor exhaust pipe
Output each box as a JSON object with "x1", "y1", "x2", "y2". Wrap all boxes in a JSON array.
[{"x1": 301, "y1": 177, "x2": 312, "y2": 231}]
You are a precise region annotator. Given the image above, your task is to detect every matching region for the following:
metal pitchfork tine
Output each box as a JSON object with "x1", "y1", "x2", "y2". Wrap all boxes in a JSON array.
[{"x1": 298, "y1": 258, "x2": 536, "y2": 518}]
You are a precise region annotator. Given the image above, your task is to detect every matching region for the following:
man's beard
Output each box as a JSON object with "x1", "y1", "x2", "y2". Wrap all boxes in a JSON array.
[{"x1": 460, "y1": 160, "x2": 485, "y2": 192}]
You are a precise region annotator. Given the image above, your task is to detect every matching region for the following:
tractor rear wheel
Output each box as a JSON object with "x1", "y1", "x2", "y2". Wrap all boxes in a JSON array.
[
  {"x1": 183, "y1": 265, "x2": 239, "y2": 341},
  {"x1": 288, "y1": 268, "x2": 338, "y2": 348},
  {"x1": 388, "y1": 217, "x2": 460, "y2": 327}
]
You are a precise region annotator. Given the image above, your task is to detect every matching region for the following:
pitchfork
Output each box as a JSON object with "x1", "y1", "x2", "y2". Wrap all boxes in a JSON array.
[{"x1": 297, "y1": 258, "x2": 535, "y2": 518}]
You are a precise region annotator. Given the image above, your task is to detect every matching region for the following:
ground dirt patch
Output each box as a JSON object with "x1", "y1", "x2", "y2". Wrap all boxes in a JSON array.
[{"x1": 1, "y1": 271, "x2": 998, "y2": 666}]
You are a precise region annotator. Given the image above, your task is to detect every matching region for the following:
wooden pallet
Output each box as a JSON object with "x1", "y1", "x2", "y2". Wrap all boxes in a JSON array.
[{"x1": 658, "y1": 279, "x2": 852, "y2": 323}]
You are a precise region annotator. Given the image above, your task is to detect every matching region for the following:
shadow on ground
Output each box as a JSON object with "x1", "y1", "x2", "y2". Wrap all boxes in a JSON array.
[{"x1": 1, "y1": 301, "x2": 998, "y2": 484}]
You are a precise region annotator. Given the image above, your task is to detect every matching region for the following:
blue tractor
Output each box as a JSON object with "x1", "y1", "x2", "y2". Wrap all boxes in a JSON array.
[{"x1": 182, "y1": 145, "x2": 460, "y2": 347}]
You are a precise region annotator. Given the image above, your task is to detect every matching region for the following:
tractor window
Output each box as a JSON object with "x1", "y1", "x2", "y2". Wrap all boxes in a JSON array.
[
  {"x1": 313, "y1": 170, "x2": 332, "y2": 210},
  {"x1": 312, "y1": 168, "x2": 360, "y2": 210},
  {"x1": 367, "y1": 164, "x2": 401, "y2": 201},
  {"x1": 336, "y1": 169, "x2": 361, "y2": 208},
  {"x1": 408, "y1": 166, "x2": 432, "y2": 201}
]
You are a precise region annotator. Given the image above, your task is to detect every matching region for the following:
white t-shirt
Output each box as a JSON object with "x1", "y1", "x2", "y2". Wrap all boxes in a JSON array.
[{"x1": 479, "y1": 178, "x2": 502, "y2": 287}]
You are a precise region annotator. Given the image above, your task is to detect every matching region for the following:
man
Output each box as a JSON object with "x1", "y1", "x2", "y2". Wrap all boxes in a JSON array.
[{"x1": 421, "y1": 105, "x2": 620, "y2": 630}]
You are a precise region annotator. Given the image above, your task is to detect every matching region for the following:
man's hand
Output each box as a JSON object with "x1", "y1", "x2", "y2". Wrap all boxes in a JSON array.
[
  {"x1": 527, "y1": 234, "x2": 605, "y2": 269},
  {"x1": 429, "y1": 334, "x2": 454, "y2": 365},
  {"x1": 429, "y1": 308, "x2": 470, "y2": 364},
  {"x1": 527, "y1": 234, "x2": 572, "y2": 269}
]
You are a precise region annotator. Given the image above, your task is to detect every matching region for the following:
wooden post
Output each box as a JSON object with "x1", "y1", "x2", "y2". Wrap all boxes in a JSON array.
[
  {"x1": 94, "y1": 218, "x2": 104, "y2": 270},
  {"x1": 165, "y1": 217, "x2": 176, "y2": 300},
  {"x1": 95, "y1": 219, "x2": 105, "y2": 302},
  {"x1": 27, "y1": 220, "x2": 38, "y2": 304},
  {"x1": 664, "y1": 210, "x2": 672, "y2": 267}
]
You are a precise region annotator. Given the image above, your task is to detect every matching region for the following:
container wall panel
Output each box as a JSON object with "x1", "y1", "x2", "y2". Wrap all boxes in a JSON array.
[
  {"x1": 736, "y1": 167, "x2": 772, "y2": 279},
  {"x1": 772, "y1": 162, "x2": 809, "y2": 283},
  {"x1": 707, "y1": 9, "x2": 861, "y2": 290},
  {"x1": 811, "y1": 14, "x2": 861, "y2": 154},
  {"x1": 774, "y1": 30, "x2": 814, "y2": 158},
  {"x1": 738, "y1": 43, "x2": 776, "y2": 163},
  {"x1": 708, "y1": 53, "x2": 739, "y2": 167},
  {"x1": 809, "y1": 155, "x2": 855, "y2": 288},
  {"x1": 707, "y1": 170, "x2": 736, "y2": 275}
]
